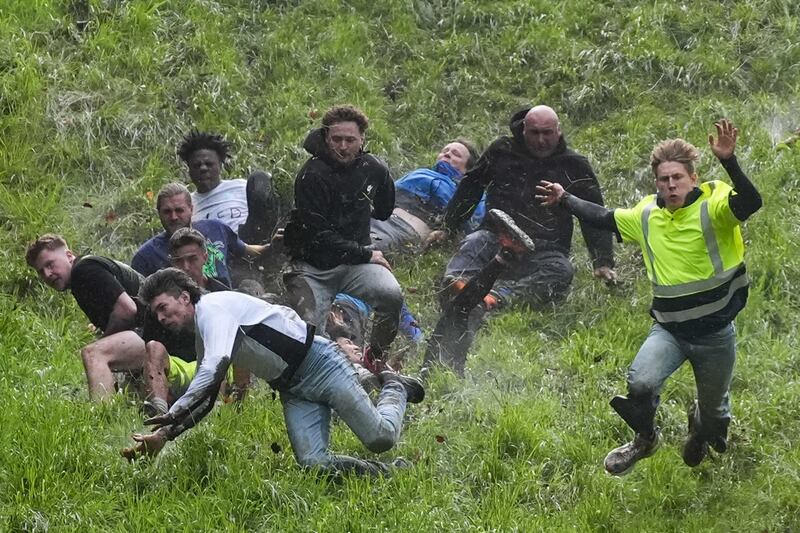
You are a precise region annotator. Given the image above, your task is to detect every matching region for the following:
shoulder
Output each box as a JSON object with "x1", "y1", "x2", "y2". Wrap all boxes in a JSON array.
[
  {"x1": 484, "y1": 136, "x2": 514, "y2": 154},
  {"x1": 559, "y1": 146, "x2": 593, "y2": 169},
  {"x1": 194, "y1": 219, "x2": 232, "y2": 236},
  {"x1": 701, "y1": 180, "x2": 733, "y2": 197},
  {"x1": 72, "y1": 256, "x2": 106, "y2": 278},
  {"x1": 615, "y1": 194, "x2": 658, "y2": 218},
  {"x1": 360, "y1": 153, "x2": 390, "y2": 173},
  {"x1": 135, "y1": 233, "x2": 167, "y2": 254},
  {"x1": 296, "y1": 159, "x2": 330, "y2": 186},
  {"x1": 219, "y1": 179, "x2": 247, "y2": 192}
]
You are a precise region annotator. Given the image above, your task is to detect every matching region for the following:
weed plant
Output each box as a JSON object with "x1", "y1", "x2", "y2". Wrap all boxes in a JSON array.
[{"x1": 1, "y1": 0, "x2": 799, "y2": 531}]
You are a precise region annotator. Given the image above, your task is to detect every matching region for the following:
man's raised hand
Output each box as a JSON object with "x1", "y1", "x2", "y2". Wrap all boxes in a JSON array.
[{"x1": 709, "y1": 119, "x2": 738, "y2": 160}]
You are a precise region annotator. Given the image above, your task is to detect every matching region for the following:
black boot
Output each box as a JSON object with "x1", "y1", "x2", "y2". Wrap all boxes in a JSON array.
[{"x1": 239, "y1": 170, "x2": 280, "y2": 244}]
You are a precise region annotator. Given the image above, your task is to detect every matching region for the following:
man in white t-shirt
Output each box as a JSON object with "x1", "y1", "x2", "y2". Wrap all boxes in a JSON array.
[
  {"x1": 122, "y1": 268, "x2": 425, "y2": 476},
  {"x1": 178, "y1": 130, "x2": 280, "y2": 245}
]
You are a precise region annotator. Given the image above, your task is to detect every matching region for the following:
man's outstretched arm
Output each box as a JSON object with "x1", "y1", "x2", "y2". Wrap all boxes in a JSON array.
[{"x1": 708, "y1": 119, "x2": 762, "y2": 221}]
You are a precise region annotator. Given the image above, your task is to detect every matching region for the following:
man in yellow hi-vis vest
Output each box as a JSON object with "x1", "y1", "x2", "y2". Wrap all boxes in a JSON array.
[{"x1": 536, "y1": 120, "x2": 762, "y2": 475}]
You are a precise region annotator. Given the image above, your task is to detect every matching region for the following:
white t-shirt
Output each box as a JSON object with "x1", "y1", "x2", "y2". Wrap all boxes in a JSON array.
[
  {"x1": 169, "y1": 291, "x2": 310, "y2": 416},
  {"x1": 191, "y1": 179, "x2": 248, "y2": 232}
]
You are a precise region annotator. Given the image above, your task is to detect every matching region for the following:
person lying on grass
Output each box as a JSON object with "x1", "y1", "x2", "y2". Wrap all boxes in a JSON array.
[
  {"x1": 536, "y1": 119, "x2": 762, "y2": 474},
  {"x1": 122, "y1": 268, "x2": 425, "y2": 476}
]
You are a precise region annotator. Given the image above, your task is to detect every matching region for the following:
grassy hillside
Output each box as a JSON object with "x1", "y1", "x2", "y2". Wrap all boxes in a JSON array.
[{"x1": 1, "y1": 0, "x2": 799, "y2": 531}]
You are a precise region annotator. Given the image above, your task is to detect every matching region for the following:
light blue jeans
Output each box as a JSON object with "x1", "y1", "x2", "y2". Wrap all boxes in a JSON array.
[
  {"x1": 626, "y1": 322, "x2": 736, "y2": 441},
  {"x1": 280, "y1": 337, "x2": 407, "y2": 475}
]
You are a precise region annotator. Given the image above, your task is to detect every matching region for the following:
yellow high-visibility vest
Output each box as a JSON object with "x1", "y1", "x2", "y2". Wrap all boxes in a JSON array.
[{"x1": 614, "y1": 180, "x2": 748, "y2": 326}]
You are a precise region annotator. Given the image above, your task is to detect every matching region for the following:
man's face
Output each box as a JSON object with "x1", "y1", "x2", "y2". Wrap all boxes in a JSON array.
[
  {"x1": 158, "y1": 194, "x2": 193, "y2": 236},
  {"x1": 655, "y1": 161, "x2": 698, "y2": 212},
  {"x1": 436, "y1": 142, "x2": 471, "y2": 174},
  {"x1": 325, "y1": 121, "x2": 364, "y2": 164},
  {"x1": 523, "y1": 115, "x2": 561, "y2": 158},
  {"x1": 187, "y1": 149, "x2": 222, "y2": 193},
  {"x1": 32, "y1": 247, "x2": 75, "y2": 291},
  {"x1": 170, "y1": 243, "x2": 208, "y2": 285},
  {"x1": 149, "y1": 291, "x2": 194, "y2": 332},
  {"x1": 335, "y1": 337, "x2": 363, "y2": 365}
]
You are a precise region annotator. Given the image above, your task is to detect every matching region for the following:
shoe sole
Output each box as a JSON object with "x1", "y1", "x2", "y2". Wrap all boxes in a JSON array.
[{"x1": 486, "y1": 209, "x2": 536, "y2": 254}]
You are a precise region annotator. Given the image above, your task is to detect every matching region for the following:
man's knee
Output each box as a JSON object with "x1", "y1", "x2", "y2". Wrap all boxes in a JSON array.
[
  {"x1": 145, "y1": 341, "x2": 170, "y2": 368},
  {"x1": 283, "y1": 273, "x2": 318, "y2": 319},
  {"x1": 80, "y1": 342, "x2": 104, "y2": 368},
  {"x1": 363, "y1": 433, "x2": 396, "y2": 454},
  {"x1": 626, "y1": 376, "x2": 658, "y2": 404}
]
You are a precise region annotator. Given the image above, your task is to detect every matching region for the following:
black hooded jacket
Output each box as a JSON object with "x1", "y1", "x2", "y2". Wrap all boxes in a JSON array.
[
  {"x1": 285, "y1": 128, "x2": 395, "y2": 269},
  {"x1": 444, "y1": 108, "x2": 614, "y2": 269}
]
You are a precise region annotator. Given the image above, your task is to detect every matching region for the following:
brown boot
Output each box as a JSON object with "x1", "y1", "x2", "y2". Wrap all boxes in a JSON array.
[{"x1": 604, "y1": 429, "x2": 661, "y2": 476}]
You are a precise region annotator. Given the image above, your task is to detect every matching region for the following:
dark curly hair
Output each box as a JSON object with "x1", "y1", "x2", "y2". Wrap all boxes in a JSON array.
[
  {"x1": 321, "y1": 105, "x2": 369, "y2": 134},
  {"x1": 177, "y1": 130, "x2": 232, "y2": 165}
]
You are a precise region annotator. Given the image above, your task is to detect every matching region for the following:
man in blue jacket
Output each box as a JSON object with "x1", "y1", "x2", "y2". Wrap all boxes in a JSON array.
[{"x1": 370, "y1": 139, "x2": 485, "y2": 252}]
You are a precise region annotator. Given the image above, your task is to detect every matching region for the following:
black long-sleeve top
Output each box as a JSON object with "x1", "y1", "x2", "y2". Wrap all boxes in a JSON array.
[
  {"x1": 287, "y1": 128, "x2": 394, "y2": 270},
  {"x1": 444, "y1": 108, "x2": 614, "y2": 269},
  {"x1": 561, "y1": 155, "x2": 762, "y2": 233}
]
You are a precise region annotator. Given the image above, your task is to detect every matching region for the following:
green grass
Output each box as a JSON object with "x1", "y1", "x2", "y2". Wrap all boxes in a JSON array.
[{"x1": 2, "y1": 0, "x2": 800, "y2": 530}]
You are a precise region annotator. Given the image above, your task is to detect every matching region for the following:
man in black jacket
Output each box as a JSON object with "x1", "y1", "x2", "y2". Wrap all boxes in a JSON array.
[
  {"x1": 283, "y1": 105, "x2": 402, "y2": 368},
  {"x1": 424, "y1": 105, "x2": 616, "y2": 374}
]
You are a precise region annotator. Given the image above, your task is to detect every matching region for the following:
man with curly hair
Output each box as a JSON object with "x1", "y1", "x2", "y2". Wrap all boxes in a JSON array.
[
  {"x1": 177, "y1": 129, "x2": 280, "y2": 246},
  {"x1": 283, "y1": 105, "x2": 403, "y2": 371}
]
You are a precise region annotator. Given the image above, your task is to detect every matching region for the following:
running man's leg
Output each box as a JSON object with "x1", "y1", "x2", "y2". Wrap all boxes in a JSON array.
[
  {"x1": 687, "y1": 323, "x2": 737, "y2": 446},
  {"x1": 80, "y1": 330, "x2": 146, "y2": 401},
  {"x1": 282, "y1": 339, "x2": 412, "y2": 475},
  {"x1": 621, "y1": 323, "x2": 688, "y2": 433},
  {"x1": 604, "y1": 323, "x2": 688, "y2": 475}
]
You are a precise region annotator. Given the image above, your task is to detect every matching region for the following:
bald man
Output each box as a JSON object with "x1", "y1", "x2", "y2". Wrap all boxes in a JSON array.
[{"x1": 423, "y1": 105, "x2": 615, "y2": 374}]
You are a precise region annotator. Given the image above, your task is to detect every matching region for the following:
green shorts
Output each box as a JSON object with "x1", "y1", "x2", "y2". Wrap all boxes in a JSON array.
[{"x1": 167, "y1": 357, "x2": 234, "y2": 399}]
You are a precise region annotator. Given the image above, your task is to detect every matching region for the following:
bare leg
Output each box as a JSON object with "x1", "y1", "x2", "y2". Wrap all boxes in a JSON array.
[
  {"x1": 143, "y1": 341, "x2": 170, "y2": 411},
  {"x1": 80, "y1": 330, "x2": 146, "y2": 401}
]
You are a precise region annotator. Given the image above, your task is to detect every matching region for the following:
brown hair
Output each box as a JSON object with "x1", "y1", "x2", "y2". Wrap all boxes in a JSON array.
[
  {"x1": 450, "y1": 137, "x2": 480, "y2": 170},
  {"x1": 139, "y1": 267, "x2": 204, "y2": 305},
  {"x1": 25, "y1": 234, "x2": 68, "y2": 267},
  {"x1": 169, "y1": 227, "x2": 206, "y2": 255},
  {"x1": 650, "y1": 138, "x2": 700, "y2": 176},
  {"x1": 322, "y1": 105, "x2": 369, "y2": 133}
]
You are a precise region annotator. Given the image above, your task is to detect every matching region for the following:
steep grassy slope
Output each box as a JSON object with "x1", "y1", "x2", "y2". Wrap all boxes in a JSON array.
[{"x1": 1, "y1": 1, "x2": 799, "y2": 530}]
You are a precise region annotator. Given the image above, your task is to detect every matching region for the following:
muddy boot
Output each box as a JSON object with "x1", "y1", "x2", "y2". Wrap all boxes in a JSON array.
[
  {"x1": 682, "y1": 400, "x2": 710, "y2": 467},
  {"x1": 604, "y1": 428, "x2": 661, "y2": 476},
  {"x1": 239, "y1": 170, "x2": 279, "y2": 244}
]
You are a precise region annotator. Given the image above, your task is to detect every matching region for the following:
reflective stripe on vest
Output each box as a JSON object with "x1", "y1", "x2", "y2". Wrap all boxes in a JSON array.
[
  {"x1": 642, "y1": 193, "x2": 742, "y2": 298},
  {"x1": 651, "y1": 270, "x2": 749, "y2": 323},
  {"x1": 640, "y1": 200, "x2": 658, "y2": 285}
]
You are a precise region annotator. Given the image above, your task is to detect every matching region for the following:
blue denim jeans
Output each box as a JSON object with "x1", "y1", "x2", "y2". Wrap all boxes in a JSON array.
[
  {"x1": 443, "y1": 229, "x2": 575, "y2": 307},
  {"x1": 626, "y1": 322, "x2": 736, "y2": 441},
  {"x1": 280, "y1": 337, "x2": 407, "y2": 475}
]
